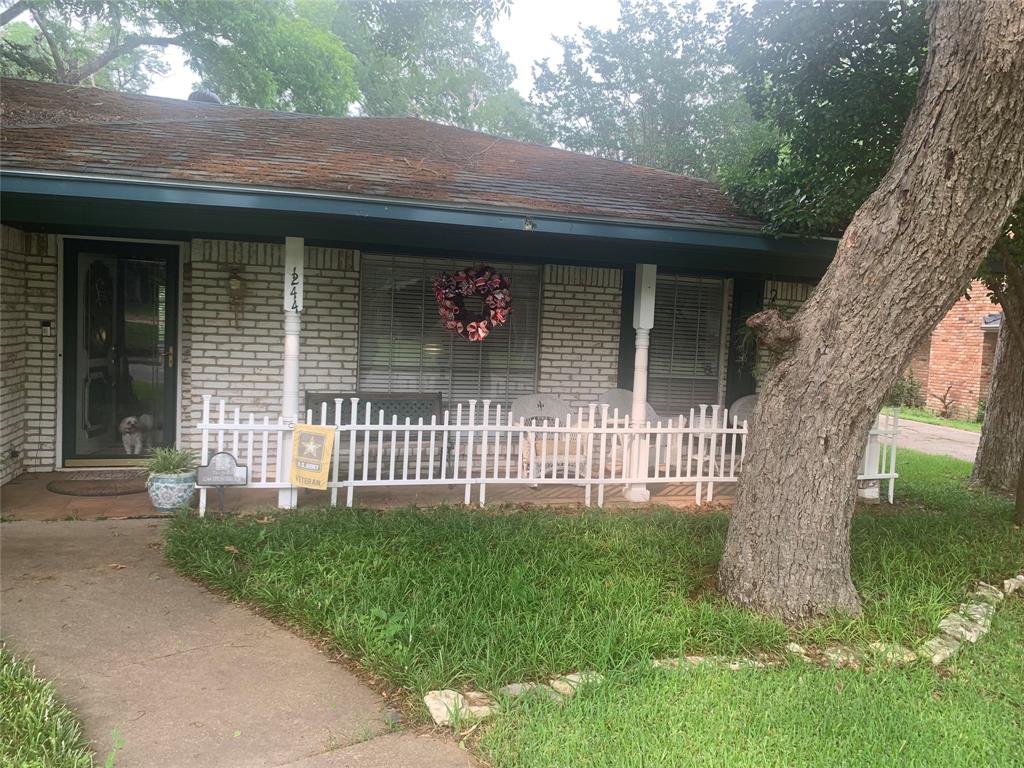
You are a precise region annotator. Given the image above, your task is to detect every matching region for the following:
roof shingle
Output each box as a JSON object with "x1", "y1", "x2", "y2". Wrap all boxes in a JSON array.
[{"x1": 1, "y1": 78, "x2": 763, "y2": 231}]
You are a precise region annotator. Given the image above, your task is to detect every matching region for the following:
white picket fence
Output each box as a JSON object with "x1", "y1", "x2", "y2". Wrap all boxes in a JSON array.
[{"x1": 196, "y1": 395, "x2": 898, "y2": 514}]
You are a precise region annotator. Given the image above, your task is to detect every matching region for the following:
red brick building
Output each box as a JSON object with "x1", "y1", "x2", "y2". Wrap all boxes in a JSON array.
[{"x1": 907, "y1": 280, "x2": 1001, "y2": 420}]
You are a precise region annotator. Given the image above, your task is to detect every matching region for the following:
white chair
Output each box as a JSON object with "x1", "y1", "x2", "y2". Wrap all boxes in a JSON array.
[
  {"x1": 510, "y1": 395, "x2": 572, "y2": 481},
  {"x1": 596, "y1": 388, "x2": 660, "y2": 478}
]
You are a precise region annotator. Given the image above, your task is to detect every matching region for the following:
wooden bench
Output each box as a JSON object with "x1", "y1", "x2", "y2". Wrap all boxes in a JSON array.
[{"x1": 305, "y1": 392, "x2": 443, "y2": 426}]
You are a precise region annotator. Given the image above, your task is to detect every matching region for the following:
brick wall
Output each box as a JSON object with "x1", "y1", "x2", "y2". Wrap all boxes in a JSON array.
[
  {"x1": 0, "y1": 225, "x2": 59, "y2": 480},
  {"x1": 1, "y1": 226, "x2": 27, "y2": 483},
  {"x1": 181, "y1": 239, "x2": 360, "y2": 453},
  {"x1": 907, "y1": 336, "x2": 931, "y2": 396},
  {"x1": 920, "y1": 281, "x2": 995, "y2": 420},
  {"x1": 538, "y1": 265, "x2": 623, "y2": 408}
]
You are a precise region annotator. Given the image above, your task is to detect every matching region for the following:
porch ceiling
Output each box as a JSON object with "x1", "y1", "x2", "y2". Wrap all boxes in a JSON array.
[{"x1": 1, "y1": 172, "x2": 835, "y2": 280}]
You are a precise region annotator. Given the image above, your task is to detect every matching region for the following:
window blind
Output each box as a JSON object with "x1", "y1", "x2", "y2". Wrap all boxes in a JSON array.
[
  {"x1": 358, "y1": 255, "x2": 541, "y2": 410},
  {"x1": 647, "y1": 274, "x2": 725, "y2": 418}
]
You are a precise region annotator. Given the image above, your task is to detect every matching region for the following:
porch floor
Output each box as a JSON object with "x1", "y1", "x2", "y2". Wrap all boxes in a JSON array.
[{"x1": 1, "y1": 472, "x2": 734, "y2": 522}]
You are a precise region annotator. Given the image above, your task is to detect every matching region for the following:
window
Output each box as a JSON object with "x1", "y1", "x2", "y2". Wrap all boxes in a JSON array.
[
  {"x1": 358, "y1": 255, "x2": 541, "y2": 409},
  {"x1": 647, "y1": 274, "x2": 726, "y2": 418}
]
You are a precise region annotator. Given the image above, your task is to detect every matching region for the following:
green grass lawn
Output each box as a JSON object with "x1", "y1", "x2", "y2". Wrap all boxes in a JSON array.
[
  {"x1": 479, "y1": 600, "x2": 1024, "y2": 767},
  {"x1": 0, "y1": 645, "x2": 94, "y2": 768},
  {"x1": 885, "y1": 406, "x2": 983, "y2": 432},
  {"x1": 166, "y1": 450, "x2": 1020, "y2": 698}
]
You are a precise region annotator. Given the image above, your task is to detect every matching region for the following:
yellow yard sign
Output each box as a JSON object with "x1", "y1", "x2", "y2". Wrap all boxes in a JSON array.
[{"x1": 289, "y1": 424, "x2": 336, "y2": 490}]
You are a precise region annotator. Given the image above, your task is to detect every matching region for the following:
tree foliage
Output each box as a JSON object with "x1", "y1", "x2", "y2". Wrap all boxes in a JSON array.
[
  {"x1": 977, "y1": 198, "x2": 1024, "y2": 351},
  {"x1": 532, "y1": 0, "x2": 770, "y2": 179},
  {"x1": 721, "y1": 0, "x2": 928, "y2": 235},
  {"x1": 0, "y1": 1, "x2": 358, "y2": 113},
  {"x1": 303, "y1": 0, "x2": 544, "y2": 140}
]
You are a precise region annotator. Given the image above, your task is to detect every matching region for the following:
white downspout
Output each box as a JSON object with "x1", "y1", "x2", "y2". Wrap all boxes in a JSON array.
[
  {"x1": 278, "y1": 236, "x2": 303, "y2": 509},
  {"x1": 625, "y1": 264, "x2": 656, "y2": 503}
]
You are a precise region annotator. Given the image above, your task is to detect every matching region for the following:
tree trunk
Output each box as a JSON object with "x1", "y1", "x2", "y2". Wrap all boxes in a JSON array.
[
  {"x1": 972, "y1": 318, "x2": 1024, "y2": 519},
  {"x1": 718, "y1": 0, "x2": 1024, "y2": 620}
]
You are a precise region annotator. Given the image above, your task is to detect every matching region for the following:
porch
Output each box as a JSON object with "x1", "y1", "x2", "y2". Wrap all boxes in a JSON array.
[{"x1": 0, "y1": 471, "x2": 732, "y2": 522}]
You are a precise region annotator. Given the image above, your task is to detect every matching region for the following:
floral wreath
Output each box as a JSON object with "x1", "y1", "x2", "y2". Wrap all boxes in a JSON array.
[{"x1": 432, "y1": 264, "x2": 512, "y2": 341}]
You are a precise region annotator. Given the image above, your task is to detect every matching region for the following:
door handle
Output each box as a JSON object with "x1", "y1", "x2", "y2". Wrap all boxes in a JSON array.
[{"x1": 166, "y1": 345, "x2": 175, "y2": 369}]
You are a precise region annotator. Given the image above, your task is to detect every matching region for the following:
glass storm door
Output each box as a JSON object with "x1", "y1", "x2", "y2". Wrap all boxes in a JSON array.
[{"x1": 62, "y1": 240, "x2": 179, "y2": 464}]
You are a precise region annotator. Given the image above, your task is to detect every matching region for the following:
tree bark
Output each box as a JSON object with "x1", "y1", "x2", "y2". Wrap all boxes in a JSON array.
[
  {"x1": 718, "y1": 0, "x2": 1024, "y2": 620},
  {"x1": 972, "y1": 320, "x2": 1024, "y2": 519}
]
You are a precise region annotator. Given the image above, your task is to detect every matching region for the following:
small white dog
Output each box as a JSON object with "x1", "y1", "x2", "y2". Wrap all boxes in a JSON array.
[{"x1": 119, "y1": 414, "x2": 154, "y2": 455}]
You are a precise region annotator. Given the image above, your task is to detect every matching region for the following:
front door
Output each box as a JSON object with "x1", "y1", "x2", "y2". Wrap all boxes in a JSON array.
[{"x1": 62, "y1": 239, "x2": 179, "y2": 465}]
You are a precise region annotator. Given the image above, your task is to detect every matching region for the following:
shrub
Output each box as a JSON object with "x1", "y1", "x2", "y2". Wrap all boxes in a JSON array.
[
  {"x1": 885, "y1": 371, "x2": 924, "y2": 408},
  {"x1": 144, "y1": 446, "x2": 196, "y2": 475}
]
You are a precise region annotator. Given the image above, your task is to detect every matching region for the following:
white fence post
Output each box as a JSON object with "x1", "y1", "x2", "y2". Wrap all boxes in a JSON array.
[{"x1": 193, "y1": 396, "x2": 897, "y2": 511}]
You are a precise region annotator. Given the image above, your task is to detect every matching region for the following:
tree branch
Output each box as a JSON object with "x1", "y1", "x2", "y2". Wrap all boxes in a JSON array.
[
  {"x1": 29, "y1": 4, "x2": 67, "y2": 80},
  {"x1": 994, "y1": 256, "x2": 1024, "y2": 355},
  {"x1": 69, "y1": 33, "x2": 183, "y2": 83},
  {"x1": 746, "y1": 308, "x2": 800, "y2": 354},
  {"x1": 0, "y1": 37, "x2": 55, "y2": 79},
  {"x1": 0, "y1": 0, "x2": 29, "y2": 27}
]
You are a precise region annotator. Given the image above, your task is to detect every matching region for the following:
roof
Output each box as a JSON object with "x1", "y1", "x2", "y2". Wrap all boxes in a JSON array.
[
  {"x1": 982, "y1": 312, "x2": 1002, "y2": 330},
  {"x1": 0, "y1": 78, "x2": 764, "y2": 232}
]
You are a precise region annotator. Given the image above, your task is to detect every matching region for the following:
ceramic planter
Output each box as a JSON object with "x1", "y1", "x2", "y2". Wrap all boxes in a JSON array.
[{"x1": 147, "y1": 470, "x2": 197, "y2": 513}]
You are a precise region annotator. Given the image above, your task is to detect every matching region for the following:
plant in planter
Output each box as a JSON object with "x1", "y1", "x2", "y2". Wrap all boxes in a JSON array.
[{"x1": 144, "y1": 447, "x2": 197, "y2": 513}]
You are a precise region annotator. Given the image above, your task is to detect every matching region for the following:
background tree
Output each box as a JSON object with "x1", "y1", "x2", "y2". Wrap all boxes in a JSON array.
[
  {"x1": 717, "y1": 0, "x2": 1024, "y2": 618},
  {"x1": 532, "y1": 0, "x2": 770, "y2": 179},
  {"x1": 722, "y1": 0, "x2": 927, "y2": 235},
  {"x1": 302, "y1": 0, "x2": 546, "y2": 141},
  {"x1": 0, "y1": 0, "x2": 358, "y2": 113},
  {"x1": 973, "y1": 199, "x2": 1024, "y2": 522}
]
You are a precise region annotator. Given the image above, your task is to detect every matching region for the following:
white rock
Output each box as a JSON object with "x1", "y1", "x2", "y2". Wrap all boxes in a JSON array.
[
  {"x1": 724, "y1": 658, "x2": 766, "y2": 670},
  {"x1": 822, "y1": 647, "x2": 861, "y2": 668},
  {"x1": 424, "y1": 690, "x2": 466, "y2": 726},
  {"x1": 548, "y1": 671, "x2": 604, "y2": 696},
  {"x1": 1003, "y1": 574, "x2": 1024, "y2": 596},
  {"x1": 939, "y1": 603, "x2": 993, "y2": 643},
  {"x1": 785, "y1": 642, "x2": 808, "y2": 656},
  {"x1": 867, "y1": 641, "x2": 917, "y2": 665},
  {"x1": 498, "y1": 682, "x2": 538, "y2": 699},
  {"x1": 920, "y1": 635, "x2": 960, "y2": 665},
  {"x1": 973, "y1": 582, "x2": 1004, "y2": 604},
  {"x1": 652, "y1": 657, "x2": 680, "y2": 669},
  {"x1": 462, "y1": 691, "x2": 496, "y2": 719}
]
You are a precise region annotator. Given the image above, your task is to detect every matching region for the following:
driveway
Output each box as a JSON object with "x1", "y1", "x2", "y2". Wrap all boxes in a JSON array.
[
  {"x1": 897, "y1": 419, "x2": 980, "y2": 462},
  {"x1": 1, "y1": 519, "x2": 473, "y2": 767}
]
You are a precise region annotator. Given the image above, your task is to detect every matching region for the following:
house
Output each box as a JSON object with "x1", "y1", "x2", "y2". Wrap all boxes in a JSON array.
[
  {"x1": 906, "y1": 281, "x2": 1000, "y2": 420},
  {"x1": 0, "y1": 78, "x2": 845, "y2": 505}
]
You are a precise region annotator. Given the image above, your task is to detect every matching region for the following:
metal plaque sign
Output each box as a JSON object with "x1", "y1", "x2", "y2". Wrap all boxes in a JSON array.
[
  {"x1": 196, "y1": 452, "x2": 249, "y2": 486},
  {"x1": 290, "y1": 424, "x2": 335, "y2": 490}
]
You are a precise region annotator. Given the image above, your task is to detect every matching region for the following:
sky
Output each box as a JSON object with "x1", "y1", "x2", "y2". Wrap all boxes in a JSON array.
[{"x1": 147, "y1": 0, "x2": 623, "y2": 101}]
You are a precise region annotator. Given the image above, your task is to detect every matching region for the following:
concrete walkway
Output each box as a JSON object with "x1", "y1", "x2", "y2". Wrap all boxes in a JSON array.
[
  {"x1": 1, "y1": 520, "x2": 473, "y2": 767},
  {"x1": 897, "y1": 419, "x2": 980, "y2": 462}
]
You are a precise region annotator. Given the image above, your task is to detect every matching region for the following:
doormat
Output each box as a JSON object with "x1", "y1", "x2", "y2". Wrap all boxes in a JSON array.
[{"x1": 47, "y1": 471, "x2": 147, "y2": 497}]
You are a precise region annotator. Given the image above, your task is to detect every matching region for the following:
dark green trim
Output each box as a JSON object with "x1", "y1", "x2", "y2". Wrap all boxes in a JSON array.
[
  {"x1": 2, "y1": 172, "x2": 836, "y2": 279},
  {"x1": 618, "y1": 266, "x2": 636, "y2": 389}
]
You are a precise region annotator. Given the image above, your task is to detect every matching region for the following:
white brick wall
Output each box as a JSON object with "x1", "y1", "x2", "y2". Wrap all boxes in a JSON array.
[
  {"x1": 1, "y1": 226, "x2": 27, "y2": 483},
  {"x1": 0, "y1": 225, "x2": 59, "y2": 480},
  {"x1": 538, "y1": 265, "x2": 623, "y2": 408},
  {"x1": 181, "y1": 239, "x2": 360, "y2": 452}
]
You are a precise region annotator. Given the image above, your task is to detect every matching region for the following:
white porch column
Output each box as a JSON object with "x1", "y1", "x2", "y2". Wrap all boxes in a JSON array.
[
  {"x1": 278, "y1": 236, "x2": 304, "y2": 509},
  {"x1": 625, "y1": 264, "x2": 657, "y2": 503}
]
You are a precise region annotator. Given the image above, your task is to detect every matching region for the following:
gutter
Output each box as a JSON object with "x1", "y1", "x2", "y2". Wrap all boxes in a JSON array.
[{"x1": 0, "y1": 169, "x2": 837, "y2": 260}]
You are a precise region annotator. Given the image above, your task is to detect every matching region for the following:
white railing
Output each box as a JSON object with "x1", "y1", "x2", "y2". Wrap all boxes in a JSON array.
[
  {"x1": 860, "y1": 410, "x2": 900, "y2": 503},
  {"x1": 195, "y1": 396, "x2": 898, "y2": 514}
]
